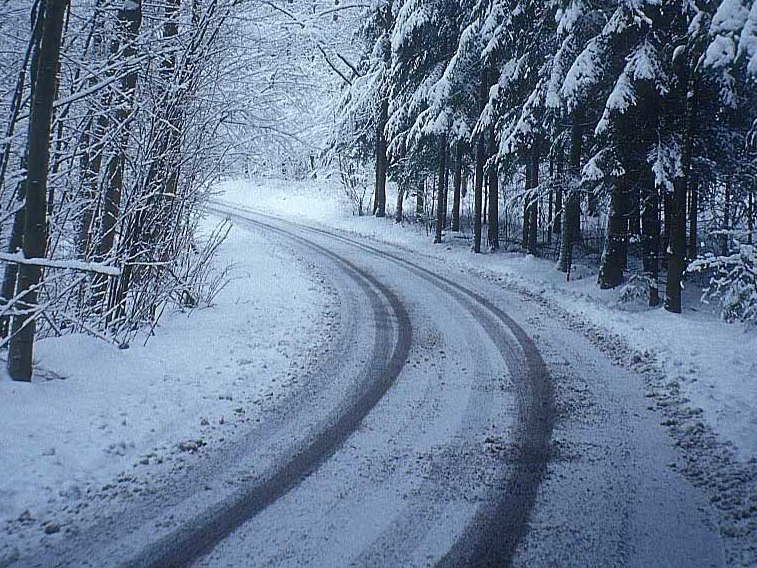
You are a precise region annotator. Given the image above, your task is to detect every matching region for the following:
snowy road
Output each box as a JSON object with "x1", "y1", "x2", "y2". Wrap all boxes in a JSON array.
[{"x1": 12, "y1": 205, "x2": 726, "y2": 567}]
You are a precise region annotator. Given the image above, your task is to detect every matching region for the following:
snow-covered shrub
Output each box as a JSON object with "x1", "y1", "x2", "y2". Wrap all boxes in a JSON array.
[
  {"x1": 617, "y1": 273, "x2": 657, "y2": 310},
  {"x1": 688, "y1": 244, "x2": 757, "y2": 324}
]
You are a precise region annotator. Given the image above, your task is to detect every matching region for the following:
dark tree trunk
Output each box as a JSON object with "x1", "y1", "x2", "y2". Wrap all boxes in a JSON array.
[
  {"x1": 554, "y1": 153, "x2": 563, "y2": 235},
  {"x1": 441, "y1": 142, "x2": 449, "y2": 228},
  {"x1": 522, "y1": 159, "x2": 531, "y2": 249},
  {"x1": 721, "y1": 176, "x2": 731, "y2": 256},
  {"x1": 641, "y1": 167, "x2": 660, "y2": 306},
  {"x1": 558, "y1": 108, "x2": 583, "y2": 273},
  {"x1": 688, "y1": 175, "x2": 699, "y2": 258},
  {"x1": 473, "y1": 68, "x2": 487, "y2": 254},
  {"x1": 662, "y1": 190, "x2": 672, "y2": 269},
  {"x1": 416, "y1": 180, "x2": 424, "y2": 220},
  {"x1": 748, "y1": 187, "x2": 754, "y2": 246},
  {"x1": 434, "y1": 135, "x2": 448, "y2": 243},
  {"x1": 98, "y1": 0, "x2": 142, "y2": 262},
  {"x1": 665, "y1": 77, "x2": 696, "y2": 314},
  {"x1": 528, "y1": 144, "x2": 539, "y2": 255},
  {"x1": 8, "y1": 0, "x2": 69, "y2": 381},
  {"x1": 0, "y1": 0, "x2": 45, "y2": 197},
  {"x1": 1, "y1": 6, "x2": 46, "y2": 337},
  {"x1": 547, "y1": 155, "x2": 554, "y2": 246},
  {"x1": 0, "y1": 199, "x2": 25, "y2": 339},
  {"x1": 452, "y1": 141, "x2": 462, "y2": 232},
  {"x1": 395, "y1": 184, "x2": 405, "y2": 223},
  {"x1": 373, "y1": 95, "x2": 388, "y2": 218},
  {"x1": 487, "y1": 124, "x2": 499, "y2": 251},
  {"x1": 598, "y1": 177, "x2": 630, "y2": 289}
]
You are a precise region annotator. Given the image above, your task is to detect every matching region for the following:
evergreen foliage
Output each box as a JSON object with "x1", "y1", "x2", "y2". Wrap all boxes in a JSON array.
[{"x1": 335, "y1": 0, "x2": 757, "y2": 315}]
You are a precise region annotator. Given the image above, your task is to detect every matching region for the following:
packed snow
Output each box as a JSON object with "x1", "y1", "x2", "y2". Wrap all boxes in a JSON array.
[
  {"x1": 0, "y1": 217, "x2": 329, "y2": 527},
  {"x1": 217, "y1": 176, "x2": 757, "y2": 462}
]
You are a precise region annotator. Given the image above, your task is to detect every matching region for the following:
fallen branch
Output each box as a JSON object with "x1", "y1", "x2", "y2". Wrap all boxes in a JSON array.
[{"x1": 0, "y1": 252, "x2": 121, "y2": 276}]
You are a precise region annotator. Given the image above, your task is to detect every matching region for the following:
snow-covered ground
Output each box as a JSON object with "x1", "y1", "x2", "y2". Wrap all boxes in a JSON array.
[
  {"x1": 216, "y1": 176, "x2": 757, "y2": 464},
  {"x1": 0, "y1": 217, "x2": 329, "y2": 528}
]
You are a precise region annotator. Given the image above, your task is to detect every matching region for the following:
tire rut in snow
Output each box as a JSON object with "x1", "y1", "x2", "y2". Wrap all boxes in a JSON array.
[
  {"x1": 122, "y1": 210, "x2": 412, "y2": 568},
  {"x1": 227, "y1": 209, "x2": 555, "y2": 567}
]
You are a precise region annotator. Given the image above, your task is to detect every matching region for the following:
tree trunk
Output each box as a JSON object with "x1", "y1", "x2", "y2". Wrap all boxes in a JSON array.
[
  {"x1": 688, "y1": 175, "x2": 698, "y2": 258},
  {"x1": 452, "y1": 141, "x2": 462, "y2": 232},
  {"x1": 721, "y1": 175, "x2": 731, "y2": 256},
  {"x1": 522, "y1": 159, "x2": 531, "y2": 249},
  {"x1": 558, "y1": 108, "x2": 583, "y2": 273},
  {"x1": 547, "y1": 155, "x2": 553, "y2": 246},
  {"x1": 662, "y1": 190, "x2": 672, "y2": 270},
  {"x1": 415, "y1": 180, "x2": 424, "y2": 220},
  {"x1": 554, "y1": 153, "x2": 563, "y2": 235},
  {"x1": 748, "y1": 187, "x2": 754, "y2": 246},
  {"x1": 8, "y1": 0, "x2": 69, "y2": 382},
  {"x1": 473, "y1": 68, "x2": 487, "y2": 254},
  {"x1": 665, "y1": 76, "x2": 696, "y2": 314},
  {"x1": 598, "y1": 176, "x2": 630, "y2": 289},
  {"x1": 434, "y1": 135, "x2": 448, "y2": 243},
  {"x1": 373, "y1": 95, "x2": 388, "y2": 218},
  {"x1": 641, "y1": 167, "x2": 660, "y2": 306},
  {"x1": 395, "y1": 184, "x2": 404, "y2": 223},
  {"x1": 487, "y1": 124, "x2": 499, "y2": 251},
  {"x1": 97, "y1": 0, "x2": 142, "y2": 262},
  {"x1": 1, "y1": 6, "x2": 46, "y2": 337},
  {"x1": 528, "y1": 144, "x2": 539, "y2": 255}
]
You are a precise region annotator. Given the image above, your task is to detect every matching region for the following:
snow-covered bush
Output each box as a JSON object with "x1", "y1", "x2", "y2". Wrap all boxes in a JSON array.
[
  {"x1": 688, "y1": 244, "x2": 757, "y2": 324},
  {"x1": 617, "y1": 273, "x2": 657, "y2": 310}
]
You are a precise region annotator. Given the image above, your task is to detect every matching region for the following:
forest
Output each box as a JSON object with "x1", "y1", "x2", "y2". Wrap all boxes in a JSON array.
[
  {"x1": 335, "y1": 0, "x2": 757, "y2": 321},
  {"x1": 1, "y1": 0, "x2": 756, "y2": 382},
  {"x1": 0, "y1": 0, "x2": 353, "y2": 381}
]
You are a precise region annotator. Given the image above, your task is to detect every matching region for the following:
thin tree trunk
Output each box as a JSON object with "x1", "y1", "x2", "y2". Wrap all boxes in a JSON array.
[
  {"x1": 641, "y1": 167, "x2": 660, "y2": 306},
  {"x1": 522, "y1": 158, "x2": 530, "y2": 249},
  {"x1": 487, "y1": 123, "x2": 499, "y2": 251},
  {"x1": 0, "y1": 1, "x2": 45, "y2": 197},
  {"x1": 415, "y1": 180, "x2": 424, "y2": 220},
  {"x1": 434, "y1": 135, "x2": 448, "y2": 243},
  {"x1": 662, "y1": 190, "x2": 672, "y2": 270},
  {"x1": 1, "y1": 5, "x2": 46, "y2": 337},
  {"x1": 554, "y1": 153, "x2": 563, "y2": 235},
  {"x1": 473, "y1": 68, "x2": 487, "y2": 254},
  {"x1": 373, "y1": 95, "x2": 388, "y2": 218},
  {"x1": 98, "y1": 0, "x2": 142, "y2": 262},
  {"x1": 688, "y1": 175, "x2": 698, "y2": 258},
  {"x1": 528, "y1": 143, "x2": 539, "y2": 255},
  {"x1": 8, "y1": 0, "x2": 69, "y2": 382},
  {"x1": 395, "y1": 184, "x2": 404, "y2": 223},
  {"x1": 721, "y1": 175, "x2": 731, "y2": 256},
  {"x1": 748, "y1": 187, "x2": 754, "y2": 246},
  {"x1": 452, "y1": 141, "x2": 462, "y2": 231},
  {"x1": 665, "y1": 76, "x2": 696, "y2": 314},
  {"x1": 483, "y1": 177, "x2": 488, "y2": 225},
  {"x1": 547, "y1": 155, "x2": 553, "y2": 246},
  {"x1": 558, "y1": 108, "x2": 583, "y2": 273}
]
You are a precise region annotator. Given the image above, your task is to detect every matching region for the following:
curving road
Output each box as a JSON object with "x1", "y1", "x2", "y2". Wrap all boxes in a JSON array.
[{"x1": 14, "y1": 204, "x2": 725, "y2": 567}]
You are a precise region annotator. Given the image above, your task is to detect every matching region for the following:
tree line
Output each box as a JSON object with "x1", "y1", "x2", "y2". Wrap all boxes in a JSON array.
[
  {"x1": 0, "y1": 0, "x2": 247, "y2": 381},
  {"x1": 335, "y1": 0, "x2": 757, "y2": 317}
]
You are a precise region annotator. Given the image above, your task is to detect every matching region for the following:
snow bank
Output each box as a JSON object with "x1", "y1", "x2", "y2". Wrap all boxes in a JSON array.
[{"x1": 0, "y1": 218, "x2": 328, "y2": 524}]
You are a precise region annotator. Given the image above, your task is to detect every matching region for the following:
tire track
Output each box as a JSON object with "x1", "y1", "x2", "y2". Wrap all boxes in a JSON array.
[
  {"x1": 121, "y1": 210, "x2": 413, "y2": 568},
  {"x1": 210, "y1": 204, "x2": 555, "y2": 567}
]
